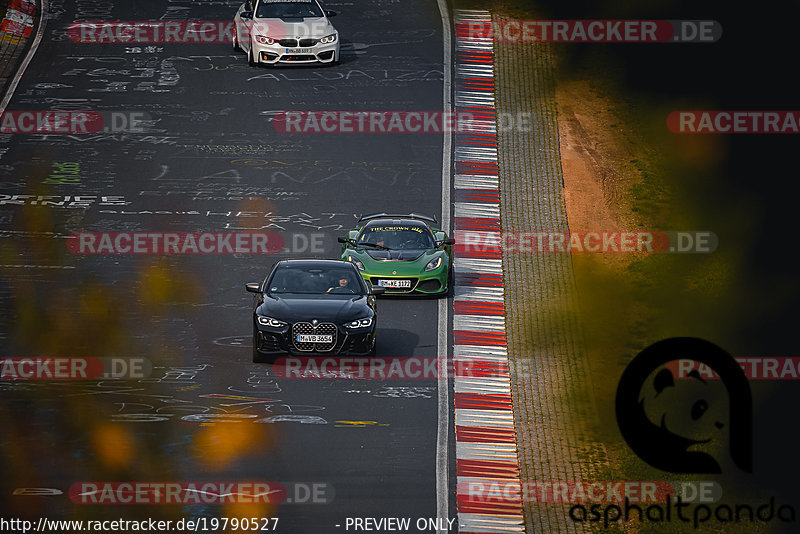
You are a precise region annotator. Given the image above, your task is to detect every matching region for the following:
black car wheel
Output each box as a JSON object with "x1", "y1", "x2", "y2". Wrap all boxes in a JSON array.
[
  {"x1": 248, "y1": 46, "x2": 258, "y2": 67},
  {"x1": 436, "y1": 262, "x2": 454, "y2": 298}
]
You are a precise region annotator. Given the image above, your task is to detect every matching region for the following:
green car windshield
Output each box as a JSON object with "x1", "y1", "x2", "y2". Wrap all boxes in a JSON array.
[{"x1": 357, "y1": 224, "x2": 435, "y2": 250}]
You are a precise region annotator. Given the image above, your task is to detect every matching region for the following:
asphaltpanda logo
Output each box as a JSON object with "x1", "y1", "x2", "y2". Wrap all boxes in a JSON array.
[
  {"x1": 566, "y1": 338, "x2": 794, "y2": 530},
  {"x1": 615, "y1": 337, "x2": 752, "y2": 474}
]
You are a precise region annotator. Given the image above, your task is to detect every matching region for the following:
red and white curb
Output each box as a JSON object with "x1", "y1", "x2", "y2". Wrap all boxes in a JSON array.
[{"x1": 452, "y1": 10, "x2": 525, "y2": 534}]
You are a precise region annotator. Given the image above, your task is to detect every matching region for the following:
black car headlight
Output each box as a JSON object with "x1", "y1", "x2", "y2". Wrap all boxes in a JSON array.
[
  {"x1": 345, "y1": 317, "x2": 373, "y2": 329},
  {"x1": 347, "y1": 255, "x2": 365, "y2": 271},
  {"x1": 257, "y1": 316, "x2": 286, "y2": 328},
  {"x1": 319, "y1": 33, "x2": 337, "y2": 44},
  {"x1": 424, "y1": 256, "x2": 442, "y2": 272}
]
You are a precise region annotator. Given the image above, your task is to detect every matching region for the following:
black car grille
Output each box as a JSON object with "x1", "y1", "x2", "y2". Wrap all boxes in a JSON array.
[
  {"x1": 277, "y1": 38, "x2": 318, "y2": 47},
  {"x1": 292, "y1": 322, "x2": 337, "y2": 352},
  {"x1": 417, "y1": 279, "x2": 442, "y2": 292}
]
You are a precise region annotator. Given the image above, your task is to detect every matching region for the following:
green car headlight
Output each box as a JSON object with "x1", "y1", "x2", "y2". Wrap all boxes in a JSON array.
[
  {"x1": 424, "y1": 256, "x2": 442, "y2": 272},
  {"x1": 348, "y1": 256, "x2": 365, "y2": 271},
  {"x1": 257, "y1": 316, "x2": 286, "y2": 328},
  {"x1": 345, "y1": 317, "x2": 373, "y2": 329}
]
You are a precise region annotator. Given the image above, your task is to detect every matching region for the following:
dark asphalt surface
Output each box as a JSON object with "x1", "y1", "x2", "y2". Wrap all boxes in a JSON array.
[{"x1": 0, "y1": 0, "x2": 455, "y2": 532}]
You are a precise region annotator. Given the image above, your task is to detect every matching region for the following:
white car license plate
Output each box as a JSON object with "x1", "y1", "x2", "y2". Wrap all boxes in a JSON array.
[
  {"x1": 296, "y1": 334, "x2": 333, "y2": 343},
  {"x1": 286, "y1": 47, "x2": 313, "y2": 53},
  {"x1": 379, "y1": 279, "x2": 412, "y2": 288}
]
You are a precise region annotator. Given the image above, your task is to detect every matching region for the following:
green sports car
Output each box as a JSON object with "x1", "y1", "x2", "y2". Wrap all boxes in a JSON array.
[{"x1": 338, "y1": 213, "x2": 453, "y2": 296}]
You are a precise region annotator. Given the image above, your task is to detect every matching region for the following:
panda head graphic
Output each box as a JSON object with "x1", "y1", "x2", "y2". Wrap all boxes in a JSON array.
[{"x1": 615, "y1": 337, "x2": 752, "y2": 473}]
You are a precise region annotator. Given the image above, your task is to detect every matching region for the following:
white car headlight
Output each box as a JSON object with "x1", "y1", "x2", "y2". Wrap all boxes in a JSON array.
[
  {"x1": 257, "y1": 316, "x2": 286, "y2": 327},
  {"x1": 424, "y1": 256, "x2": 442, "y2": 272},
  {"x1": 348, "y1": 256, "x2": 365, "y2": 271},
  {"x1": 255, "y1": 35, "x2": 275, "y2": 44},
  {"x1": 345, "y1": 317, "x2": 373, "y2": 329},
  {"x1": 319, "y1": 33, "x2": 337, "y2": 44}
]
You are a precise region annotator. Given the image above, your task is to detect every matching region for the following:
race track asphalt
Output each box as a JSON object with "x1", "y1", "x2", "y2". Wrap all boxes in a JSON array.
[{"x1": 0, "y1": 1, "x2": 457, "y2": 531}]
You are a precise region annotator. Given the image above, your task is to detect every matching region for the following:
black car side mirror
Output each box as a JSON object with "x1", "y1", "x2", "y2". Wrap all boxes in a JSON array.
[
  {"x1": 338, "y1": 237, "x2": 353, "y2": 245},
  {"x1": 438, "y1": 238, "x2": 455, "y2": 246},
  {"x1": 370, "y1": 286, "x2": 386, "y2": 295},
  {"x1": 325, "y1": 10, "x2": 338, "y2": 17},
  {"x1": 245, "y1": 282, "x2": 261, "y2": 293},
  {"x1": 241, "y1": 10, "x2": 253, "y2": 19}
]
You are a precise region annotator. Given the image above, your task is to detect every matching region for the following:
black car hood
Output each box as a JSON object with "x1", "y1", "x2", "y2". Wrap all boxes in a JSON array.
[
  {"x1": 258, "y1": 294, "x2": 368, "y2": 324},
  {"x1": 365, "y1": 249, "x2": 425, "y2": 261}
]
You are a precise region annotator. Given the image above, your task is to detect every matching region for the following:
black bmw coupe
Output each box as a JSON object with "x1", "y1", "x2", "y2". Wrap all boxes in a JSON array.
[{"x1": 246, "y1": 259, "x2": 384, "y2": 362}]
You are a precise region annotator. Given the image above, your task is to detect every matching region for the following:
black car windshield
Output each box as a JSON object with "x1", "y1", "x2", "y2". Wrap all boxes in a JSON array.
[
  {"x1": 256, "y1": 0, "x2": 322, "y2": 18},
  {"x1": 357, "y1": 224, "x2": 435, "y2": 250},
  {"x1": 268, "y1": 266, "x2": 363, "y2": 294}
]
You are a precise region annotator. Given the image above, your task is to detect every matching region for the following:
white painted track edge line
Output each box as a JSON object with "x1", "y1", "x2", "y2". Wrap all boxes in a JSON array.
[{"x1": 436, "y1": 0, "x2": 454, "y2": 531}]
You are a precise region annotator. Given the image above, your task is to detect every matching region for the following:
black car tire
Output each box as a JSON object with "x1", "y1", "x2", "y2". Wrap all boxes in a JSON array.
[
  {"x1": 441, "y1": 262, "x2": 454, "y2": 298},
  {"x1": 368, "y1": 337, "x2": 377, "y2": 357},
  {"x1": 248, "y1": 46, "x2": 258, "y2": 67}
]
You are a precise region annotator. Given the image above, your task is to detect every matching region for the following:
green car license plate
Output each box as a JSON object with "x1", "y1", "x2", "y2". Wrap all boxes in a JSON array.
[{"x1": 378, "y1": 279, "x2": 412, "y2": 288}]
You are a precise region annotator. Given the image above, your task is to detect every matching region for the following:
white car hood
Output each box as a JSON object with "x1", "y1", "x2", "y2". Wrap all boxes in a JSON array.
[{"x1": 255, "y1": 16, "x2": 335, "y2": 39}]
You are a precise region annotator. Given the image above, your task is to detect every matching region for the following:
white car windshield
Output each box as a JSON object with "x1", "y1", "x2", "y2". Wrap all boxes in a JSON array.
[{"x1": 256, "y1": 0, "x2": 323, "y2": 18}]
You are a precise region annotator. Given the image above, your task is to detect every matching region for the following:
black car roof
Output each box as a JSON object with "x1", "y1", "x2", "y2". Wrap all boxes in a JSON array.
[{"x1": 276, "y1": 259, "x2": 355, "y2": 267}]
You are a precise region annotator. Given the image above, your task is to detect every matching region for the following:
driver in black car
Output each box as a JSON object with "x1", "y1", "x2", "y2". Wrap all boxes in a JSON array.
[{"x1": 327, "y1": 276, "x2": 355, "y2": 294}]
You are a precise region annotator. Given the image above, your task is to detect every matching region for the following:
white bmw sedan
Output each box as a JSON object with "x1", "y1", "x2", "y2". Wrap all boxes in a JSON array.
[{"x1": 233, "y1": 0, "x2": 340, "y2": 66}]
